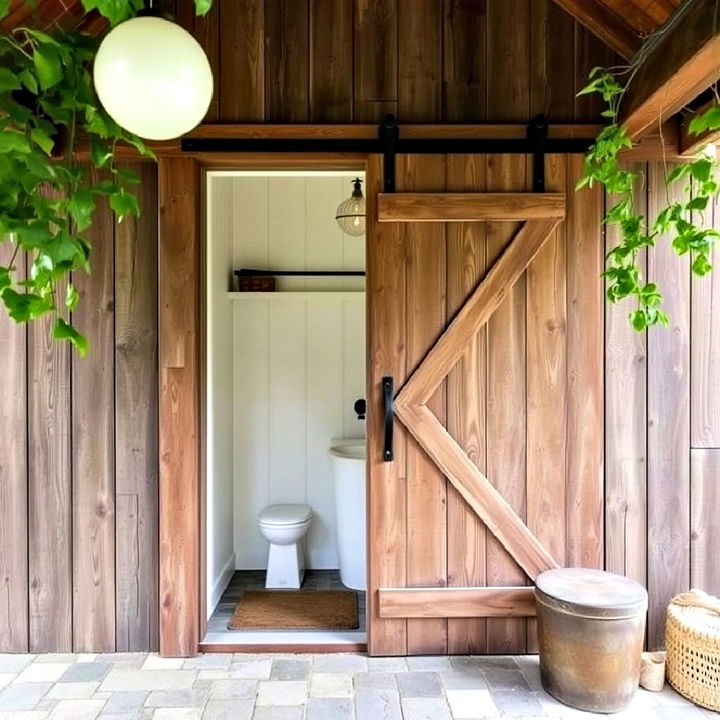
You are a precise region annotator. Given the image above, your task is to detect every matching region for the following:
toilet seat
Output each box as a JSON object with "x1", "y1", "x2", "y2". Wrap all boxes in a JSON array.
[{"x1": 259, "y1": 503, "x2": 311, "y2": 526}]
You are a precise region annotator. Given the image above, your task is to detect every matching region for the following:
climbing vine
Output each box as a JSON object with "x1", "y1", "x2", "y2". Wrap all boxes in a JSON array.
[
  {"x1": 0, "y1": 0, "x2": 212, "y2": 354},
  {"x1": 577, "y1": 68, "x2": 720, "y2": 331}
]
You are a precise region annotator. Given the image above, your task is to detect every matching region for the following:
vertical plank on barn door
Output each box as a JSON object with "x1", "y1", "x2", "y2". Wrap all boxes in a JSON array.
[
  {"x1": 159, "y1": 157, "x2": 201, "y2": 657},
  {"x1": 445, "y1": 154, "x2": 488, "y2": 654},
  {"x1": 28, "y1": 288, "x2": 72, "y2": 653},
  {"x1": 265, "y1": 0, "x2": 309, "y2": 122},
  {"x1": 647, "y1": 163, "x2": 690, "y2": 649},
  {"x1": 0, "y1": 245, "x2": 27, "y2": 652},
  {"x1": 605, "y1": 165, "x2": 647, "y2": 587},
  {"x1": 72, "y1": 177, "x2": 116, "y2": 653},
  {"x1": 310, "y1": 0, "x2": 353, "y2": 121},
  {"x1": 354, "y1": 0, "x2": 398, "y2": 121},
  {"x1": 566, "y1": 155, "x2": 604, "y2": 571},
  {"x1": 366, "y1": 153, "x2": 407, "y2": 656},
  {"x1": 115, "y1": 163, "x2": 159, "y2": 652},
  {"x1": 526, "y1": 154, "x2": 567, "y2": 652},
  {"x1": 400, "y1": 154, "x2": 448, "y2": 655},
  {"x1": 485, "y1": 0, "x2": 529, "y2": 654},
  {"x1": 218, "y1": 0, "x2": 264, "y2": 121}
]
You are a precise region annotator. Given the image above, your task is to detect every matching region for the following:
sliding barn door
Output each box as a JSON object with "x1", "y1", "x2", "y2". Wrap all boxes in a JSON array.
[{"x1": 366, "y1": 153, "x2": 604, "y2": 656}]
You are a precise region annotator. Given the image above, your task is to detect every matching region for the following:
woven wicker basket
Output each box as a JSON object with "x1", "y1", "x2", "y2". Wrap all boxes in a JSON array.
[{"x1": 666, "y1": 590, "x2": 720, "y2": 711}]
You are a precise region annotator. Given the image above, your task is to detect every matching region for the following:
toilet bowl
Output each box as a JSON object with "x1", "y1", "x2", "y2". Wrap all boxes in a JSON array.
[{"x1": 258, "y1": 504, "x2": 312, "y2": 589}]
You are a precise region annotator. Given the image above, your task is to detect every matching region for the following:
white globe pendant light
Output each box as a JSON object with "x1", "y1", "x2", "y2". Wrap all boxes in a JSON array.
[
  {"x1": 335, "y1": 178, "x2": 366, "y2": 236},
  {"x1": 93, "y1": 12, "x2": 213, "y2": 141}
]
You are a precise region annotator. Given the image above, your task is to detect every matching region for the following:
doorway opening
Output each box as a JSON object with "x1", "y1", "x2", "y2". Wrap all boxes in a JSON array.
[{"x1": 204, "y1": 170, "x2": 367, "y2": 649}]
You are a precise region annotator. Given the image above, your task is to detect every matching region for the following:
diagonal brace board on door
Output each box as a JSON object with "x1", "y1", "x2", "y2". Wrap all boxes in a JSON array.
[{"x1": 380, "y1": 192, "x2": 565, "y2": 587}]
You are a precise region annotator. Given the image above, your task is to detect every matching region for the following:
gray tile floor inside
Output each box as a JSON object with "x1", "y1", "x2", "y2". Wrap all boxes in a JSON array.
[
  {"x1": 208, "y1": 570, "x2": 366, "y2": 634},
  {"x1": 0, "y1": 651, "x2": 717, "y2": 719}
]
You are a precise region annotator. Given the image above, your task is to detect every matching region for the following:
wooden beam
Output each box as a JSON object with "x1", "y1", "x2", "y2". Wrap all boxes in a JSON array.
[
  {"x1": 680, "y1": 99, "x2": 720, "y2": 155},
  {"x1": 378, "y1": 587, "x2": 537, "y2": 619},
  {"x1": 158, "y1": 157, "x2": 201, "y2": 657},
  {"x1": 551, "y1": 0, "x2": 640, "y2": 59},
  {"x1": 378, "y1": 193, "x2": 566, "y2": 222},
  {"x1": 620, "y1": 0, "x2": 720, "y2": 140}
]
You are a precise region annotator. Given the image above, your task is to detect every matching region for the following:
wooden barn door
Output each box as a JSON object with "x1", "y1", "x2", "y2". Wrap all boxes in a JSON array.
[{"x1": 366, "y1": 152, "x2": 600, "y2": 656}]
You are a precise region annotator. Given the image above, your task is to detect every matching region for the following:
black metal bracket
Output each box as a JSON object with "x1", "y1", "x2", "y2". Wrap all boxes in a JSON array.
[
  {"x1": 527, "y1": 114, "x2": 548, "y2": 193},
  {"x1": 382, "y1": 377, "x2": 394, "y2": 462}
]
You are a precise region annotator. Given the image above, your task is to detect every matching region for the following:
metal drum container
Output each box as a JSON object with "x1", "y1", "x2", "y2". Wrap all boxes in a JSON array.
[{"x1": 535, "y1": 568, "x2": 648, "y2": 713}]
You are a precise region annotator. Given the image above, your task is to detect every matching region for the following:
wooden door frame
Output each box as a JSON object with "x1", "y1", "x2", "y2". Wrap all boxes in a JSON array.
[{"x1": 158, "y1": 153, "x2": 370, "y2": 657}]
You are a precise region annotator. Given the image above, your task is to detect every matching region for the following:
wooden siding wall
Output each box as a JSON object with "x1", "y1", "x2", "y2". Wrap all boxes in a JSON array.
[
  {"x1": 0, "y1": 164, "x2": 158, "y2": 653},
  {"x1": 0, "y1": 0, "x2": 717, "y2": 653}
]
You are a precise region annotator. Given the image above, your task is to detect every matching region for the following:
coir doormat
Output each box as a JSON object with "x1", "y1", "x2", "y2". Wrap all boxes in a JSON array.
[{"x1": 228, "y1": 590, "x2": 359, "y2": 630}]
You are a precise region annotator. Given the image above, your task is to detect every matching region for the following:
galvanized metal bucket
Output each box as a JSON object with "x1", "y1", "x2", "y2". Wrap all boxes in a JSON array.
[{"x1": 536, "y1": 568, "x2": 648, "y2": 713}]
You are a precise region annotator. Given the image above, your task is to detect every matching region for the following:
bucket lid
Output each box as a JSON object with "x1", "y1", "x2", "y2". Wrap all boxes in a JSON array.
[{"x1": 535, "y1": 568, "x2": 648, "y2": 618}]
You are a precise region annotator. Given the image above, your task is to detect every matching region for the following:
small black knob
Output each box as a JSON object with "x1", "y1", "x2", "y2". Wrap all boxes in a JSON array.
[{"x1": 354, "y1": 398, "x2": 367, "y2": 420}]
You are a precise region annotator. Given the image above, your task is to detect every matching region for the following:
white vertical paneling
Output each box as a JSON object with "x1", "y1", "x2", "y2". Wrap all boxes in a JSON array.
[
  {"x1": 232, "y1": 177, "x2": 269, "y2": 273},
  {"x1": 343, "y1": 298, "x2": 367, "y2": 439},
  {"x1": 306, "y1": 299, "x2": 344, "y2": 568},
  {"x1": 268, "y1": 178, "x2": 307, "y2": 291},
  {"x1": 233, "y1": 300, "x2": 271, "y2": 569},
  {"x1": 341, "y1": 177, "x2": 367, "y2": 291},
  {"x1": 268, "y1": 301, "x2": 308, "y2": 503},
  {"x1": 306, "y1": 178, "x2": 345, "y2": 290}
]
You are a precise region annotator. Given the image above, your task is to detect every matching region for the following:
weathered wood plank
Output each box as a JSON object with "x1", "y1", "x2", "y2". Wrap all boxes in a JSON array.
[
  {"x1": 354, "y1": 0, "x2": 397, "y2": 121},
  {"x1": 115, "y1": 163, "x2": 159, "y2": 652},
  {"x1": 378, "y1": 587, "x2": 536, "y2": 619},
  {"x1": 159, "y1": 157, "x2": 201, "y2": 657},
  {"x1": 691, "y1": 193, "x2": 720, "y2": 447},
  {"x1": 647, "y1": 163, "x2": 691, "y2": 649},
  {"x1": 690, "y1": 449, "x2": 720, "y2": 595},
  {"x1": 309, "y1": 0, "x2": 353, "y2": 121},
  {"x1": 566, "y1": 155, "x2": 604, "y2": 570},
  {"x1": 366, "y1": 153, "x2": 407, "y2": 656},
  {"x1": 265, "y1": 0, "x2": 309, "y2": 122},
  {"x1": 378, "y1": 193, "x2": 566, "y2": 222},
  {"x1": 446, "y1": 154, "x2": 487, "y2": 653},
  {"x1": 72, "y1": 182, "x2": 116, "y2": 653},
  {"x1": 218, "y1": 0, "x2": 264, "y2": 121},
  {"x1": 401, "y1": 154, "x2": 448, "y2": 655},
  {"x1": 0, "y1": 244, "x2": 28, "y2": 652},
  {"x1": 605, "y1": 164, "x2": 648, "y2": 586}
]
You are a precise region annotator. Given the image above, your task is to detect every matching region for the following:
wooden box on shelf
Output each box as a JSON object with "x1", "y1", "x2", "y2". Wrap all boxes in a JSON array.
[{"x1": 234, "y1": 274, "x2": 276, "y2": 292}]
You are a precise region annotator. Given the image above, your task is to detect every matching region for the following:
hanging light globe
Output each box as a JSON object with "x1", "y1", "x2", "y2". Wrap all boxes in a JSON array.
[
  {"x1": 335, "y1": 178, "x2": 366, "y2": 236},
  {"x1": 93, "y1": 14, "x2": 213, "y2": 141}
]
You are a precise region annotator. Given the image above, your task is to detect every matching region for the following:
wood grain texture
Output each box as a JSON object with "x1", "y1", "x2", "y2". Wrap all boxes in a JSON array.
[
  {"x1": 446, "y1": 154, "x2": 488, "y2": 653},
  {"x1": 309, "y1": 0, "x2": 353, "y2": 121},
  {"x1": 378, "y1": 193, "x2": 566, "y2": 222},
  {"x1": 0, "y1": 246, "x2": 27, "y2": 652},
  {"x1": 72, "y1": 181, "x2": 116, "y2": 653},
  {"x1": 691, "y1": 194, "x2": 720, "y2": 447},
  {"x1": 620, "y1": 0, "x2": 720, "y2": 140},
  {"x1": 379, "y1": 587, "x2": 536, "y2": 618},
  {"x1": 219, "y1": 0, "x2": 264, "y2": 121},
  {"x1": 400, "y1": 155, "x2": 448, "y2": 655},
  {"x1": 605, "y1": 164, "x2": 648, "y2": 586},
  {"x1": 366, "y1": 153, "x2": 408, "y2": 656},
  {"x1": 28, "y1": 293, "x2": 72, "y2": 653},
  {"x1": 647, "y1": 163, "x2": 691, "y2": 649},
  {"x1": 159, "y1": 157, "x2": 201, "y2": 657},
  {"x1": 565, "y1": 155, "x2": 604, "y2": 570},
  {"x1": 690, "y1": 449, "x2": 720, "y2": 595},
  {"x1": 115, "y1": 163, "x2": 159, "y2": 652},
  {"x1": 265, "y1": 0, "x2": 310, "y2": 122}
]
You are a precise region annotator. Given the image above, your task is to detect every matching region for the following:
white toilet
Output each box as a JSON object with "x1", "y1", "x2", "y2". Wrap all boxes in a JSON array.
[{"x1": 258, "y1": 504, "x2": 312, "y2": 589}]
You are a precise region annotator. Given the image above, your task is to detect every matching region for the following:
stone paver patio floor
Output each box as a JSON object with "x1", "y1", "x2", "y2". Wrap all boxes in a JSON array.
[{"x1": 0, "y1": 652, "x2": 716, "y2": 719}]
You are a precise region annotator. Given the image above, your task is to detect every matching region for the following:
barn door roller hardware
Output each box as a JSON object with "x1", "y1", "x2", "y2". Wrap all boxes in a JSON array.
[{"x1": 181, "y1": 114, "x2": 589, "y2": 193}]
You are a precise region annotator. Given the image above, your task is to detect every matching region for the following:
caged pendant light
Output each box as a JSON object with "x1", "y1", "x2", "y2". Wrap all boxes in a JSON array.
[
  {"x1": 335, "y1": 178, "x2": 366, "y2": 236},
  {"x1": 93, "y1": 1, "x2": 213, "y2": 141}
]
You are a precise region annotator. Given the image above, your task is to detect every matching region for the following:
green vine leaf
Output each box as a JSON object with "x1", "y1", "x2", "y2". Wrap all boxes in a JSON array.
[
  {"x1": 689, "y1": 104, "x2": 720, "y2": 135},
  {"x1": 33, "y1": 44, "x2": 64, "y2": 90},
  {"x1": 194, "y1": 0, "x2": 213, "y2": 16},
  {"x1": 0, "y1": 67, "x2": 21, "y2": 91},
  {"x1": 53, "y1": 317, "x2": 88, "y2": 356}
]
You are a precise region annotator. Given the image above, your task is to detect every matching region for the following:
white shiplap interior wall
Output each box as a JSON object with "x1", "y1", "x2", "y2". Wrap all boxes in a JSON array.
[{"x1": 210, "y1": 174, "x2": 366, "y2": 573}]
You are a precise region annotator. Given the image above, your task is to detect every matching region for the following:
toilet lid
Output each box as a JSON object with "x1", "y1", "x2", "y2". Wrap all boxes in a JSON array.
[{"x1": 259, "y1": 504, "x2": 312, "y2": 526}]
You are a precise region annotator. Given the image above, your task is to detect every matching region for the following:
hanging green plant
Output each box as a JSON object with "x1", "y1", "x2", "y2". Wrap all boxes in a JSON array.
[
  {"x1": 0, "y1": 0, "x2": 213, "y2": 355},
  {"x1": 577, "y1": 68, "x2": 720, "y2": 332}
]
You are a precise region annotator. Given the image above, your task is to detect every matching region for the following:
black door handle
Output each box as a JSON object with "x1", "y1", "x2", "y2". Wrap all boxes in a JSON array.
[{"x1": 382, "y1": 376, "x2": 393, "y2": 461}]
